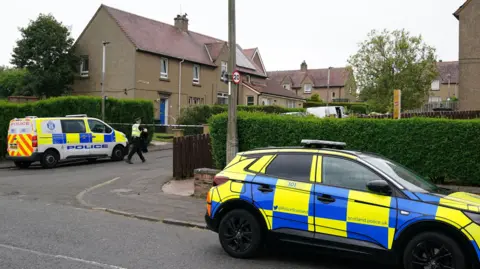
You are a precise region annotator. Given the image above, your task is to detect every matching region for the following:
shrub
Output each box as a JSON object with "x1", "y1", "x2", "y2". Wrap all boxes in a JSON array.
[
  {"x1": 209, "y1": 111, "x2": 480, "y2": 185},
  {"x1": 177, "y1": 105, "x2": 305, "y2": 135},
  {"x1": 1, "y1": 96, "x2": 154, "y2": 158},
  {"x1": 349, "y1": 104, "x2": 368, "y2": 114}
]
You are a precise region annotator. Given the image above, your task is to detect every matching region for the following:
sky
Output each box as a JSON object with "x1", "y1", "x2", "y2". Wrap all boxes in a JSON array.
[{"x1": 0, "y1": 0, "x2": 465, "y2": 71}]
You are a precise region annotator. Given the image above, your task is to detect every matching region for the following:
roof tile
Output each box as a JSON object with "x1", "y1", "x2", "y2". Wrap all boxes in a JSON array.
[{"x1": 268, "y1": 67, "x2": 350, "y2": 88}]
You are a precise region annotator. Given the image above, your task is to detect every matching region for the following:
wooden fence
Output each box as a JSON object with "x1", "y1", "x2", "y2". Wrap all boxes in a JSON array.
[
  {"x1": 173, "y1": 134, "x2": 213, "y2": 179},
  {"x1": 359, "y1": 110, "x2": 480, "y2": 119}
]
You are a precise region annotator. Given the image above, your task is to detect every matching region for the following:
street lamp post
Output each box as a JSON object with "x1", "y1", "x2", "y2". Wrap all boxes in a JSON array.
[
  {"x1": 101, "y1": 41, "x2": 110, "y2": 121},
  {"x1": 226, "y1": 0, "x2": 238, "y2": 164}
]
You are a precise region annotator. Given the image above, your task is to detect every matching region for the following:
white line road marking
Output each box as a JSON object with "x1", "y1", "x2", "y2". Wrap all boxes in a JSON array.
[
  {"x1": 0, "y1": 242, "x2": 127, "y2": 269},
  {"x1": 76, "y1": 177, "x2": 121, "y2": 208}
]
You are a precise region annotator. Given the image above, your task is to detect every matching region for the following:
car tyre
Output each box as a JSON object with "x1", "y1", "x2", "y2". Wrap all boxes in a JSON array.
[
  {"x1": 403, "y1": 231, "x2": 466, "y2": 269},
  {"x1": 41, "y1": 150, "x2": 59, "y2": 169},
  {"x1": 111, "y1": 145, "x2": 125, "y2": 161},
  {"x1": 14, "y1": 161, "x2": 32, "y2": 169},
  {"x1": 218, "y1": 209, "x2": 263, "y2": 259}
]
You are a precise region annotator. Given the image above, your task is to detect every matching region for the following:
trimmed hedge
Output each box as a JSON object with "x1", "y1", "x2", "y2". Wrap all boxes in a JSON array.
[
  {"x1": 1, "y1": 96, "x2": 154, "y2": 158},
  {"x1": 177, "y1": 105, "x2": 306, "y2": 135},
  {"x1": 209, "y1": 111, "x2": 480, "y2": 185}
]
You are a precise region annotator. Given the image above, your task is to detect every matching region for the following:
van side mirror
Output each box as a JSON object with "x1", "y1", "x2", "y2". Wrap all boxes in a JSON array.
[{"x1": 366, "y1": 180, "x2": 392, "y2": 196}]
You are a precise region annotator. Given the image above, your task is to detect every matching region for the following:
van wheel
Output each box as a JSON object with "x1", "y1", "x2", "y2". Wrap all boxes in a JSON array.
[
  {"x1": 111, "y1": 145, "x2": 125, "y2": 161},
  {"x1": 403, "y1": 231, "x2": 465, "y2": 269},
  {"x1": 14, "y1": 161, "x2": 32, "y2": 169},
  {"x1": 41, "y1": 150, "x2": 59, "y2": 169},
  {"x1": 218, "y1": 209, "x2": 263, "y2": 259}
]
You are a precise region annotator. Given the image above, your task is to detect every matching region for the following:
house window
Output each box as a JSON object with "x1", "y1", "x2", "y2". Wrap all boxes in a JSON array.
[
  {"x1": 188, "y1": 97, "x2": 204, "y2": 105},
  {"x1": 287, "y1": 100, "x2": 296, "y2": 108},
  {"x1": 428, "y1": 96, "x2": 442, "y2": 103},
  {"x1": 304, "y1": 84, "x2": 312, "y2": 94},
  {"x1": 80, "y1": 56, "x2": 89, "y2": 77},
  {"x1": 193, "y1": 64, "x2": 200, "y2": 84},
  {"x1": 283, "y1": 84, "x2": 291, "y2": 90},
  {"x1": 261, "y1": 98, "x2": 273, "y2": 105},
  {"x1": 160, "y1": 58, "x2": 168, "y2": 79},
  {"x1": 247, "y1": 96, "x2": 255, "y2": 106},
  {"x1": 217, "y1": 92, "x2": 228, "y2": 105},
  {"x1": 221, "y1": 61, "x2": 228, "y2": 79},
  {"x1": 431, "y1": 80, "x2": 440, "y2": 91}
]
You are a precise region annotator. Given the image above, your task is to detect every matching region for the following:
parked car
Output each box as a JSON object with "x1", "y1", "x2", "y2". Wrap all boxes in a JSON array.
[{"x1": 205, "y1": 139, "x2": 480, "y2": 269}]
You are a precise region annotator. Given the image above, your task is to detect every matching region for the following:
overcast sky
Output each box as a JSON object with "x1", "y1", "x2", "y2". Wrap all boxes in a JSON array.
[{"x1": 0, "y1": 0, "x2": 465, "y2": 71}]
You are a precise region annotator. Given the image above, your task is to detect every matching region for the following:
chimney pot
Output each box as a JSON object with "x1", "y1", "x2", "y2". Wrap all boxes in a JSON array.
[
  {"x1": 301, "y1": 60, "x2": 307, "y2": 71},
  {"x1": 174, "y1": 13, "x2": 189, "y2": 32}
]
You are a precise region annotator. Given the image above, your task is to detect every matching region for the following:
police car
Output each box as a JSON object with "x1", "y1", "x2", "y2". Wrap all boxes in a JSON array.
[
  {"x1": 6, "y1": 114, "x2": 128, "y2": 169},
  {"x1": 205, "y1": 140, "x2": 480, "y2": 269}
]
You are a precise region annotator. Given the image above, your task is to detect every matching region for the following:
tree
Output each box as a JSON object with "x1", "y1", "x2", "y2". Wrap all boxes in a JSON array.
[
  {"x1": 10, "y1": 14, "x2": 78, "y2": 98},
  {"x1": 348, "y1": 29, "x2": 438, "y2": 112},
  {"x1": 0, "y1": 67, "x2": 30, "y2": 97}
]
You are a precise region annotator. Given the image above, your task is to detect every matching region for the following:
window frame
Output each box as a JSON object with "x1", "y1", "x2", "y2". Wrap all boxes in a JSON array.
[
  {"x1": 287, "y1": 100, "x2": 296, "y2": 108},
  {"x1": 160, "y1": 58, "x2": 169, "y2": 79},
  {"x1": 258, "y1": 152, "x2": 316, "y2": 183},
  {"x1": 217, "y1": 92, "x2": 228, "y2": 104},
  {"x1": 246, "y1": 96, "x2": 255, "y2": 106},
  {"x1": 87, "y1": 119, "x2": 113, "y2": 134},
  {"x1": 60, "y1": 119, "x2": 87, "y2": 134},
  {"x1": 319, "y1": 154, "x2": 404, "y2": 197},
  {"x1": 193, "y1": 64, "x2": 200, "y2": 84},
  {"x1": 80, "y1": 56, "x2": 89, "y2": 77},
  {"x1": 304, "y1": 84, "x2": 312, "y2": 94},
  {"x1": 431, "y1": 80, "x2": 440, "y2": 91},
  {"x1": 283, "y1": 83, "x2": 291, "y2": 90}
]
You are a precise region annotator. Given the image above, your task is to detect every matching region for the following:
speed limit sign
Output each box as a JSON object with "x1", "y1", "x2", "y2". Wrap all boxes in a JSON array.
[{"x1": 232, "y1": 71, "x2": 241, "y2": 84}]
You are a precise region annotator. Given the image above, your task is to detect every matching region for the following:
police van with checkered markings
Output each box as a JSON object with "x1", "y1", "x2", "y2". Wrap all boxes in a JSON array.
[
  {"x1": 205, "y1": 140, "x2": 480, "y2": 269},
  {"x1": 6, "y1": 114, "x2": 128, "y2": 169}
]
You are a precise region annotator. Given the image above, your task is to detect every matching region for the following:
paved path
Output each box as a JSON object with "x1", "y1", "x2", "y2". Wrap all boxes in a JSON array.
[{"x1": 0, "y1": 196, "x2": 385, "y2": 269}]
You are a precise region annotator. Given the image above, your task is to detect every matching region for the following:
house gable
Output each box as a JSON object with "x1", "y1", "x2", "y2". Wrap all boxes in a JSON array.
[{"x1": 454, "y1": 0, "x2": 472, "y2": 19}]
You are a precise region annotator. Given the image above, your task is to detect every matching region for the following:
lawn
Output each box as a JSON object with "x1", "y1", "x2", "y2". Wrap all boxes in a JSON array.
[{"x1": 152, "y1": 133, "x2": 173, "y2": 142}]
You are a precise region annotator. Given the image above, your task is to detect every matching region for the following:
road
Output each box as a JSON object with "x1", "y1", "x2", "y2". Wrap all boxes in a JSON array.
[{"x1": 0, "y1": 150, "x2": 384, "y2": 268}]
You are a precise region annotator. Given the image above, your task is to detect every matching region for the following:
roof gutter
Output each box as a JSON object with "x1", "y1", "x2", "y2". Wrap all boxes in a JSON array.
[{"x1": 179, "y1": 58, "x2": 185, "y2": 118}]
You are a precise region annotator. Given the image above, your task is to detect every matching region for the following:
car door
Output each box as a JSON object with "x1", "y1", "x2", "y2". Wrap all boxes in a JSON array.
[
  {"x1": 313, "y1": 155, "x2": 397, "y2": 250},
  {"x1": 87, "y1": 119, "x2": 114, "y2": 156},
  {"x1": 60, "y1": 119, "x2": 90, "y2": 158},
  {"x1": 251, "y1": 152, "x2": 316, "y2": 234}
]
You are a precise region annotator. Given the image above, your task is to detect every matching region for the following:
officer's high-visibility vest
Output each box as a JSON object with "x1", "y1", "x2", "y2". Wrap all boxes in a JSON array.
[{"x1": 131, "y1": 123, "x2": 141, "y2": 137}]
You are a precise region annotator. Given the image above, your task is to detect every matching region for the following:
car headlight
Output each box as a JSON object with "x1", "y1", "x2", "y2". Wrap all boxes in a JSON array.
[{"x1": 464, "y1": 211, "x2": 480, "y2": 224}]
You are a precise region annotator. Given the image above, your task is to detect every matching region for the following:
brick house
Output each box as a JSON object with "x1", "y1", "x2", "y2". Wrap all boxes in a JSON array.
[
  {"x1": 454, "y1": 0, "x2": 480, "y2": 110},
  {"x1": 267, "y1": 61, "x2": 357, "y2": 102},
  {"x1": 73, "y1": 5, "x2": 304, "y2": 123}
]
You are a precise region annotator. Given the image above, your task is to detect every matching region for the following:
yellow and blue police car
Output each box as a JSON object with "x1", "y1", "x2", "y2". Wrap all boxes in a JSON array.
[
  {"x1": 205, "y1": 140, "x2": 480, "y2": 269},
  {"x1": 6, "y1": 114, "x2": 128, "y2": 169}
]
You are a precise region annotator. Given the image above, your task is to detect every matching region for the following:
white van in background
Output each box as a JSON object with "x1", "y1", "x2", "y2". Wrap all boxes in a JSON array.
[{"x1": 305, "y1": 106, "x2": 348, "y2": 118}]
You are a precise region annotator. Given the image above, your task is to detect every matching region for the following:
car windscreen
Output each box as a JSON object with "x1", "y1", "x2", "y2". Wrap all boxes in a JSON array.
[{"x1": 361, "y1": 154, "x2": 440, "y2": 193}]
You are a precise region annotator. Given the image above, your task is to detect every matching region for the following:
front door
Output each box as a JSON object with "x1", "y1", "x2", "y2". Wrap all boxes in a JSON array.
[
  {"x1": 159, "y1": 99, "x2": 167, "y2": 125},
  {"x1": 313, "y1": 155, "x2": 397, "y2": 250},
  {"x1": 251, "y1": 153, "x2": 315, "y2": 234}
]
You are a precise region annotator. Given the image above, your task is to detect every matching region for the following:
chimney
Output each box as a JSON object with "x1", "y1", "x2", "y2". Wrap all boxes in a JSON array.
[
  {"x1": 174, "y1": 13, "x2": 189, "y2": 32},
  {"x1": 301, "y1": 60, "x2": 307, "y2": 71}
]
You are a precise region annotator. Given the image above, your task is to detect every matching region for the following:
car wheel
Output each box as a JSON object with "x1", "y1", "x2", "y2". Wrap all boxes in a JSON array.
[
  {"x1": 218, "y1": 209, "x2": 263, "y2": 259},
  {"x1": 41, "y1": 150, "x2": 59, "y2": 169},
  {"x1": 403, "y1": 231, "x2": 466, "y2": 269},
  {"x1": 111, "y1": 145, "x2": 125, "y2": 161},
  {"x1": 14, "y1": 161, "x2": 32, "y2": 169}
]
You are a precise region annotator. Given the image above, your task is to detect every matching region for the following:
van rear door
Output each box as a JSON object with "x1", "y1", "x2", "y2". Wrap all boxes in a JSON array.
[{"x1": 7, "y1": 119, "x2": 35, "y2": 157}]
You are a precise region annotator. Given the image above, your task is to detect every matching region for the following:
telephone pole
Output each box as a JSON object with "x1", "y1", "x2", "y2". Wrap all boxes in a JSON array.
[{"x1": 226, "y1": 0, "x2": 238, "y2": 164}]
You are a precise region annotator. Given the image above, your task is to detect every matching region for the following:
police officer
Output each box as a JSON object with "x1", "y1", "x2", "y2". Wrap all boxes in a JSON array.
[{"x1": 126, "y1": 117, "x2": 146, "y2": 164}]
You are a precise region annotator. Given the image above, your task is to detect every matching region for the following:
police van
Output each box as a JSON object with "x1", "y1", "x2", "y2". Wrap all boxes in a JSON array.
[{"x1": 5, "y1": 114, "x2": 128, "y2": 169}]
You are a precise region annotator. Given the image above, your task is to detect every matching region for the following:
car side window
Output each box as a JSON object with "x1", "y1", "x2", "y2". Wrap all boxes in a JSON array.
[
  {"x1": 264, "y1": 154, "x2": 313, "y2": 182},
  {"x1": 88, "y1": 119, "x2": 112, "y2": 133},
  {"x1": 60, "y1": 120, "x2": 86, "y2": 134},
  {"x1": 322, "y1": 156, "x2": 383, "y2": 192}
]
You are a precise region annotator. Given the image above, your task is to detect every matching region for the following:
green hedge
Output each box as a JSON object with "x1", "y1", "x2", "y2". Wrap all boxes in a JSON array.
[
  {"x1": 177, "y1": 105, "x2": 306, "y2": 135},
  {"x1": 1, "y1": 96, "x2": 154, "y2": 158},
  {"x1": 209, "y1": 111, "x2": 480, "y2": 185}
]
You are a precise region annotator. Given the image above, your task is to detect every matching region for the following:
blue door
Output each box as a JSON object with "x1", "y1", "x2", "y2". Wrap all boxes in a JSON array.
[{"x1": 159, "y1": 99, "x2": 166, "y2": 124}]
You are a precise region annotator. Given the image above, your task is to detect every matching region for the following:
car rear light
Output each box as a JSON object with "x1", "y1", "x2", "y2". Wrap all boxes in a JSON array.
[
  {"x1": 32, "y1": 135, "x2": 38, "y2": 148},
  {"x1": 213, "y1": 176, "x2": 229, "y2": 186}
]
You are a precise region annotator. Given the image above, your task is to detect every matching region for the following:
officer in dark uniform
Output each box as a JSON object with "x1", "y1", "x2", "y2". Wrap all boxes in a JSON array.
[{"x1": 126, "y1": 117, "x2": 146, "y2": 164}]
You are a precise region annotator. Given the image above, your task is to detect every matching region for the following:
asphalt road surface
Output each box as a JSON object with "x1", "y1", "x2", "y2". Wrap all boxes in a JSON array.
[{"x1": 0, "y1": 150, "x2": 385, "y2": 269}]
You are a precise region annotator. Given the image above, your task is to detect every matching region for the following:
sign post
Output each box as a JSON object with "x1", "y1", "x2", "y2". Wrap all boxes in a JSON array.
[{"x1": 393, "y1": 89, "x2": 401, "y2": 119}]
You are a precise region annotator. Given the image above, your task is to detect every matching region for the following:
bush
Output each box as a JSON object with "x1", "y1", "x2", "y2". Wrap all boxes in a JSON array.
[
  {"x1": 349, "y1": 104, "x2": 368, "y2": 114},
  {"x1": 209, "y1": 111, "x2": 480, "y2": 185},
  {"x1": 1, "y1": 96, "x2": 154, "y2": 158},
  {"x1": 177, "y1": 105, "x2": 305, "y2": 135}
]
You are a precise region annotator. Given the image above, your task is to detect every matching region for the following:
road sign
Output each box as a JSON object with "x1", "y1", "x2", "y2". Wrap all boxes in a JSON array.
[
  {"x1": 232, "y1": 71, "x2": 241, "y2": 84},
  {"x1": 393, "y1": 89, "x2": 401, "y2": 119}
]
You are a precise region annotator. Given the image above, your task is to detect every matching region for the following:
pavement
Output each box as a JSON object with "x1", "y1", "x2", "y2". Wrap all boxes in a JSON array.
[{"x1": 0, "y1": 196, "x2": 384, "y2": 269}]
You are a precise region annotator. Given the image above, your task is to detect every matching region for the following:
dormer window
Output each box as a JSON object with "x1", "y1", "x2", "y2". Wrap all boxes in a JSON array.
[
  {"x1": 304, "y1": 84, "x2": 312, "y2": 94},
  {"x1": 283, "y1": 83, "x2": 291, "y2": 90}
]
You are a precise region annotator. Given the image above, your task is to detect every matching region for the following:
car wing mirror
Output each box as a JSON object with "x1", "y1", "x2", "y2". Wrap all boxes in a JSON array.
[{"x1": 366, "y1": 180, "x2": 392, "y2": 196}]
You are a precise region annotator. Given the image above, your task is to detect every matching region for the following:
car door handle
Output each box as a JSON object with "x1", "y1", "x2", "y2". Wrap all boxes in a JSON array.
[
  {"x1": 258, "y1": 185, "x2": 274, "y2": 193},
  {"x1": 317, "y1": 195, "x2": 335, "y2": 203}
]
